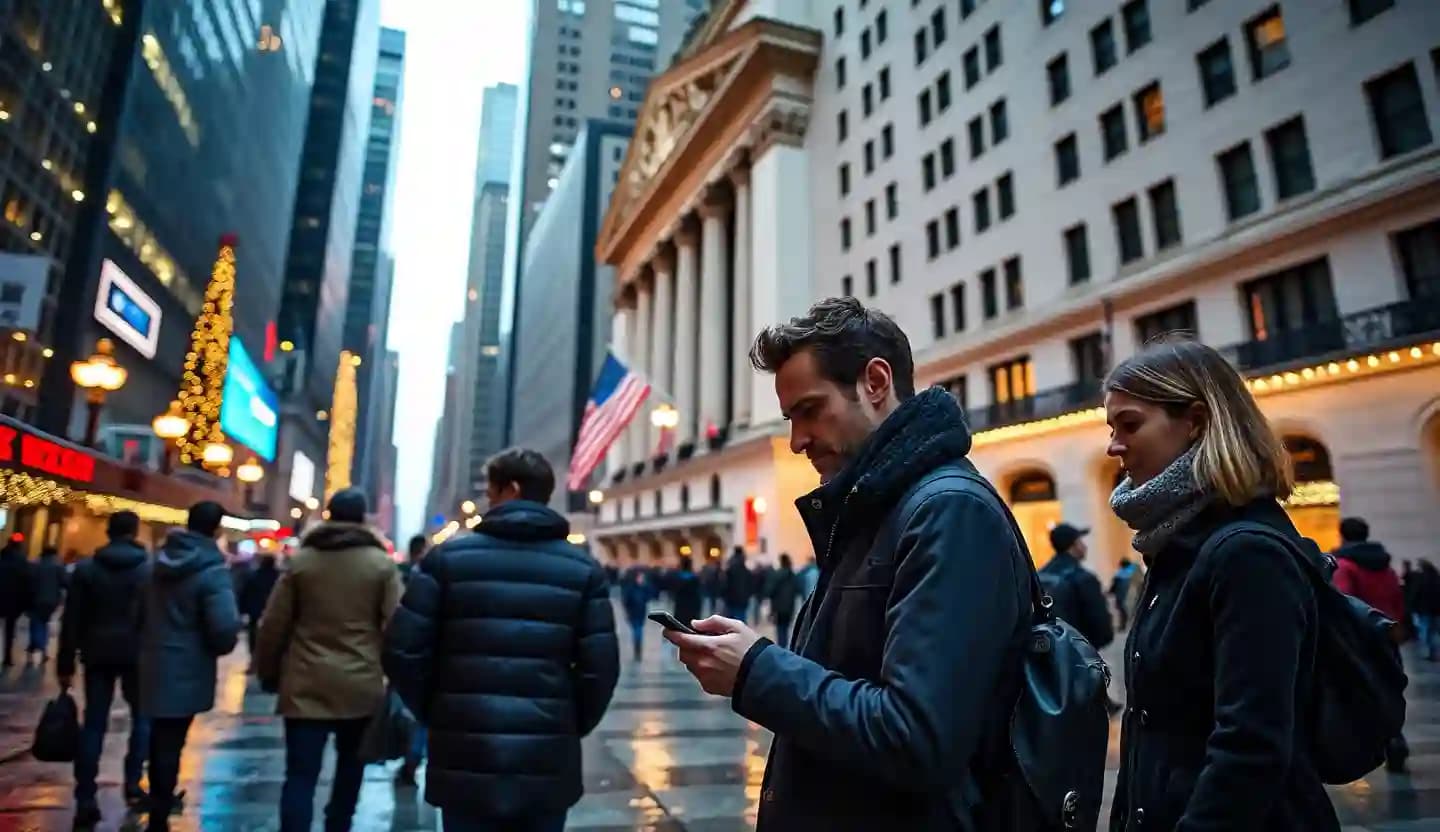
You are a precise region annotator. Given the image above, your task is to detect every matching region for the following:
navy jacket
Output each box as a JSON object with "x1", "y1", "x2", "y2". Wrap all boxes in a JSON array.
[
  {"x1": 27, "y1": 554, "x2": 67, "y2": 616},
  {"x1": 1039, "y1": 552, "x2": 1115, "y2": 649},
  {"x1": 1110, "y1": 499, "x2": 1339, "y2": 831},
  {"x1": 732, "y1": 388, "x2": 1030, "y2": 831},
  {"x1": 58, "y1": 539, "x2": 150, "y2": 675},
  {"x1": 383, "y1": 500, "x2": 620, "y2": 818},
  {"x1": 138, "y1": 530, "x2": 241, "y2": 718}
]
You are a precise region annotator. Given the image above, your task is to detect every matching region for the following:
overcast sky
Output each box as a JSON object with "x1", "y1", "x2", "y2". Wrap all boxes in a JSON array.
[{"x1": 378, "y1": 1, "x2": 528, "y2": 538}]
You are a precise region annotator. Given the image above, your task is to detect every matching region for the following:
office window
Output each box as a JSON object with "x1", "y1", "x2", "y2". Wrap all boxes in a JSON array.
[
  {"x1": 865, "y1": 200, "x2": 877, "y2": 235},
  {"x1": 962, "y1": 0, "x2": 977, "y2": 17},
  {"x1": 940, "y1": 138, "x2": 956, "y2": 177},
  {"x1": 973, "y1": 188, "x2": 992, "y2": 233},
  {"x1": 1197, "y1": 38, "x2": 1237, "y2": 107},
  {"x1": 839, "y1": 164, "x2": 851, "y2": 196},
  {"x1": 889, "y1": 243, "x2": 902, "y2": 284},
  {"x1": 950, "y1": 284, "x2": 967, "y2": 334},
  {"x1": 990, "y1": 356, "x2": 1035, "y2": 404},
  {"x1": 984, "y1": 26, "x2": 1002, "y2": 71},
  {"x1": 836, "y1": 56, "x2": 847, "y2": 90},
  {"x1": 1350, "y1": 0, "x2": 1394, "y2": 25},
  {"x1": 964, "y1": 47, "x2": 981, "y2": 88},
  {"x1": 968, "y1": 117, "x2": 985, "y2": 159},
  {"x1": 1188, "y1": 0, "x2": 1211, "y2": 8},
  {"x1": 1246, "y1": 7, "x2": 1290, "y2": 81},
  {"x1": 842, "y1": 275, "x2": 853, "y2": 297},
  {"x1": 1265, "y1": 117, "x2": 1315, "y2": 199},
  {"x1": 1135, "y1": 300, "x2": 1198, "y2": 343},
  {"x1": 980, "y1": 268, "x2": 999, "y2": 319},
  {"x1": 1134, "y1": 83, "x2": 1165, "y2": 142},
  {"x1": 1366, "y1": 63, "x2": 1433, "y2": 159},
  {"x1": 932, "y1": 8, "x2": 948, "y2": 46},
  {"x1": 877, "y1": 9, "x2": 888, "y2": 42},
  {"x1": 1122, "y1": 0, "x2": 1151, "y2": 53},
  {"x1": 1003, "y1": 257, "x2": 1024, "y2": 310},
  {"x1": 926, "y1": 219, "x2": 942, "y2": 258},
  {"x1": 1395, "y1": 218, "x2": 1440, "y2": 299},
  {"x1": 1071, "y1": 332, "x2": 1108, "y2": 384},
  {"x1": 862, "y1": 29, "x2": 872, "y2": 60},
  {"x1": 1113, "y1": 197, "x2": 1144, "y2": 264},
  {"x1": 944, "y1": 206, "x2": 961, "y2": 249},
  {"x1": 1101, "y1": 104, "x2": 1128, "y2": 160},
  {"x1": 834, "y1": 6, "x2": 844, "y2": 36},
  {"x1": 1091, "y1": 20, "x2": 1117, "y2": 76},
  {"x1": 1048, "y1": 54, "x2": 1071, "y2": 105},
  {"x1": 1042, "y1": 0, "x2": 1065, "y2": 26},
  {"x1": 1056, "y1": 134, "x2": 1080, "y2": 185},
  {"x1": 990, "y1": 100, "x2": 1010, "y2": 145},
  {"x1": 1242, "y1": 258, "x2": 1338, "y2": 341},
  {"x1": 1064, "y1": 223, "x2": 1091, "y2": 285},
  {"x1": 864, "y1": 140, "x2": 875, "y2": 173},
  {"x1": 885, "y1": 182, "x2": 898, "y2": 218},
  {"x1": 937, "y1": 71, "x2": 952, "y2": 112},
  {"x1": 919, "y1": 90, "x2": 933, "y2": 126},
  {"x1": 915, "y1": 28, "x2": 929, "y2": 65},
  {"x1": 838, "y1": 109, "x2": 849, "y2": 142},
  {"x1": 863, "y1": 83, "x2": 874, "y2": 116},
  {"x1": 923, "y1": 153, "x2": 937, "y2": 190},
  {"x1": 879, "y1": 66, "x2": 892, "y2": 100},
  {"x1": 1148, "y1": 179, "x2": 1182, "y2": 249},
  {"x1": 840, "y1": 217, "x2": 852, "y2": 250},
  {"x1": 882, "y1": 124, "x2": 894, "y2": 158},
  {"x1": 1218, "y1": 142, "x2": 1261, "y2": 220},
  {"x1": 997, "y1": 172, "x2": 1015, "y2": 219},
  {"x1": 866, "y1": 259, "x2": 878, "y2": 296},
  {"x1": 931, "y1": 293, "x2": 946, "y2": 339}
]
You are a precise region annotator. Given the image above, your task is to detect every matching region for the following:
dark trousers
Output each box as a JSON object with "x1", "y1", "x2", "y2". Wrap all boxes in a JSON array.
[
  {"x1": 774, "y1": 616, "x2": 793, "y2": 650},
  {"x1": 626, "y1": 618, "x2": 644, "y2": 660},
  {"x1": 147, "y1": 715, "x2": 194, "y2": 828},
  {"x1": 443, "y1": 811, "x2": 567, "y2": 832},
  {"x1": 75, "y1": 665, "x2": 150, "y2": 805},
  {"x1": 2, "y1": 613, "x2": 17, "y2": 664},
  {"x1": 280, "y1": 717, "x2": 369, "y2": 832},
  {"x1": 246, "y1": 618, "x2": 259, "y2": 668},
  {"x1": 28, "y1": 611, "x2": 50, "y2": 654},
  {"x1": 724, "y1": 601, "x2": 748, "y2": 624}
]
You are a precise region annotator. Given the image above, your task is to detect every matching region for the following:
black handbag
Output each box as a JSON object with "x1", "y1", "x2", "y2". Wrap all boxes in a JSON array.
[
  {"x1": 359, "y1": 687, "x2": 416, "y2": 764},
  {"x1": 32, "y1": 690, "x2": 80, "y2": 762}
]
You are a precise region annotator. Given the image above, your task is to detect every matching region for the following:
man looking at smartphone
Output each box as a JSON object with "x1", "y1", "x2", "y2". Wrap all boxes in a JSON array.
[
  {"x1": 384, "y1": 448, "x2": 620, "y2": 832},
  {"x1": 664, "y1": 298, "x2": 1031, "y2": 830}
]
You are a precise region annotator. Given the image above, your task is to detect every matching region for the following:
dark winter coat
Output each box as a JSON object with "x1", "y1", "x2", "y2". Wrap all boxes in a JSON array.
[
  {"x1": 722, "y1": 555, "x2": 753, "y2": 607},
  {"x1": 618, "y1": 564, "x2": 654, "y2": 621},
  {"x1": 383, "y1": 500, "x2": 620, "y2": 818},
  {"x1": 0, "y1": 544, "x2": 28, "y2": 617},
  {"x1": 1411, "y1": 566, "x2": 1440, "y2": 617},
  {"x1": 700, "y1": 561, "x2": 722, "y2": 598},
  {"x1": 768, "y1": 567, "x2": 800, "y2": 622},
  {"x1": 239, "y1": 559, "x2": 280, "y2": 620},
  {"x1": 27, "y1": 553, "x2": 67, "y2": 616},
  {"x1": 668, "y1": 567, "x2": 703, "y2": 625},
  {"x1": 1110, "y1": 498, "x2": 1339, "y2": 832},
  {"x1": 57, "y1": 539, "x2": 150, "y2": 676},
  {"x1": 138, "y1": 530, "x2": 241, "y2": 718},
  {"x1": 1333, "y1": 541, "x2": 1406, "y2": 622},
  {"x1": 732, "y1": 388, "x2": 1031, "y2": 832},
  {"x1": 1038, "y1": 552, "x2": 1115, "y2": 649}
]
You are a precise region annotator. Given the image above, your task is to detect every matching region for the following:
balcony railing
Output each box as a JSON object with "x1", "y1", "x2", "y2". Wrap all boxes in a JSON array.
[{"x1": 964, "y1": 380, "x2": 1103, "y2": 432}]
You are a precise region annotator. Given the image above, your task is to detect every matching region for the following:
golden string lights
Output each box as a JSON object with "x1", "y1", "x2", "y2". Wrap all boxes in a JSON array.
[
  {"x1": 325, "y1": 351, "x2": 360, "y2": 499},
  {"x1": 177, "y1": 236, "x2": 236, "y2": 467}
]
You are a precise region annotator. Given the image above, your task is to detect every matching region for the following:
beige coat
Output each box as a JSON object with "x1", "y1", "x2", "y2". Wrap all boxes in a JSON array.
[{"x1": 256, "y1": 522, "x2": 402, "y2": 719}]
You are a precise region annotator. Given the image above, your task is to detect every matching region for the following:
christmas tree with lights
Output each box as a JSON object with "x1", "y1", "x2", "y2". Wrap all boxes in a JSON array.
[{"x1": 176, "y1": 235, "x2": 237, "y2": 466}]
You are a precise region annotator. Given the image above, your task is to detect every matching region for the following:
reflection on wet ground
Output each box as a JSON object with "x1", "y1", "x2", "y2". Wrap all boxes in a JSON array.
[{"x1": 5, "y1": 606, "x2": 1440, "y2": 829}]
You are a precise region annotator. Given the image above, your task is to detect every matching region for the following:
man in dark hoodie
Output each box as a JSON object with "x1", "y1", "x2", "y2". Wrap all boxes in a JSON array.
[
  {"x1": 384, "y1": 448, "x2": 619, "y2": 831},
  {"x1": 139, "y1": 501, "x2": 240, "y2": 831},
  {"x1": 239, "y1": 552, "x2": 279, "y2": 672},
  {"x1": 0, "y1": 539, "x2": 27, "y2": 667},
  {"x1": 58, "y1": 510, "x2": 152, "y2": 826},
  {"x1": 26, "y1": 547, "x2": 67, "y2": 663},
  {"x1": 664, "y1": 298, "x2": 1031, "y2": 831}
]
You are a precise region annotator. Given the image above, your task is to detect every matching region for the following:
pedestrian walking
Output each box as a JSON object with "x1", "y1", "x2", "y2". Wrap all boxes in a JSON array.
[
  {"x1": 384, "y1": 448, "x2": 619, "y2": 832},
  {"x1": 399, "y1": 534, "x2": 426, "y2": 581},
  {"x1": 238, "y1": 553, "x2": 279, "y2": 673},
  {"x1": 0, "y1": 539, "x2": 27, "y2": 667},
  {"x1": 617, "y1": 553, "x2": 653, "y2": 661},
  {"x1": 664, "y1": 298, "x2": 1032, "y2": 829},
  {"x1": 751, "y1": 560, "x2": 774, "y2": 624},
  {"x1": 1038, "y1": 523, "x2": 1114, "y2": 650},
  {"x1": 26, "y1": 547, "x2": 67, "y2": 664},
  {"x1": 796, "y1": 558, "x2": 819, "y2": 601},
  {"x1": 720, "y1": 547, "x2": 752, "y2": 623},
  {"x1": 139, "y1": 501, "x2": 241, "y2": 832},
  {"x1": 1104, "y1": 338, "x2": 1340, "y2": 830},
  {"x1": 396, "y1": 533, "x2": 429, "y2": 787},
  {"x1": 767, "y1": 554, "x2": 801, "y2": 650},
  {"x1": 699, "y1": 556, "x2": 722, "y2": 616},
  {"x1": 255, "y1": 488, "x2": 403, "y2": 832},
  {"x1": 1110, "y1": 557, "x2": 1138, "y2": 630},
  {"x1": 57, "y1": 510, "x2": 152, "y2": 827},
  {"x1": 668, "y1": 556, "x2": 703, "y2": 626},
  {"x1": 1412, "y1": 561, "x2": 1440, "y2": 660}
]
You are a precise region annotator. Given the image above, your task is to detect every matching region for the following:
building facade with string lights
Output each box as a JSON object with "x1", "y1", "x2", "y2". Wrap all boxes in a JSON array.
[{"x1": 588, "y1": 0, "x2": 1440, "y2": 574}]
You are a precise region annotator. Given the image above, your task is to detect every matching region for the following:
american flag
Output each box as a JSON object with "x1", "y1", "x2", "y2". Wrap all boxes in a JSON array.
[{"x1": 567, "y1": 351, "x2": 650, "y2": 492}]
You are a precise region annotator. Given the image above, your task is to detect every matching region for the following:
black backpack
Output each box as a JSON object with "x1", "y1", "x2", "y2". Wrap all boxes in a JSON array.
[
  {"x1": 1199, "y1": 521, "x2": 1408, "y2": 784},
  {"x1": 31, "y1": 690, "x2": 79, "y2": 762}
]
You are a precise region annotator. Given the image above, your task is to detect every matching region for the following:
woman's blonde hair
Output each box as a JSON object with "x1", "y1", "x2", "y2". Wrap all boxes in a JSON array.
[{"x1": 1104, "y1": 337, "x2": 1292, "y2": 505}]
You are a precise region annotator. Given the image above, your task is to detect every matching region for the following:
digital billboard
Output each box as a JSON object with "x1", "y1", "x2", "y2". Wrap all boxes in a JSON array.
[
  {"x1": 93, "y1": 259, "x2": 162, "y2": 358},
  {"x1": 220, "y1": 337, "x2": 279, "y2": 461}
]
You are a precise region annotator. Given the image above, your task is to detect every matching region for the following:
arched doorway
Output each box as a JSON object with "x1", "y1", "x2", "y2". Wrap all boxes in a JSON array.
[
  {"x1": 1007, "y1": 469, "x2": 1062, "y2": 568},
  {"x1": 1283, "y1": 435, "x2": 1340, "y2": 552}
]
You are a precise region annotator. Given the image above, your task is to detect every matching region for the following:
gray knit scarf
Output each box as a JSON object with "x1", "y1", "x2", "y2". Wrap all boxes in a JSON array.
[{"x1": 1109, "y1": 444, "x2": 1214, "y2": 557}]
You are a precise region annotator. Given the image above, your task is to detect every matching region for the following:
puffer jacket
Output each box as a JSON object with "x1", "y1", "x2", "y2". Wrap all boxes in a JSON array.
[
  {"x1": 383, "y1": 500, "x2": 620, "y2": 817},
  {"x1": 256, "y1": 522, "x2": 402, "y2": 720},
  {"x1": 27, "y1": 553, "x2": 67, "y2": 616},
  {"x1": 58, "y1": 539, "x2": 150, "y2": 675}
]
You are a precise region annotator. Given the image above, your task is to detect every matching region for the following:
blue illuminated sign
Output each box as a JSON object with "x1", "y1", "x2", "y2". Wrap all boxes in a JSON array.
[{"x1": 220, "y1": 338, "x2": 279, "y2": 461}]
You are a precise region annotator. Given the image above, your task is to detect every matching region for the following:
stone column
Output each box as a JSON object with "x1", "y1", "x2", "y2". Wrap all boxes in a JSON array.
[
  {"x1": 622, "y1": 293, "x2": 641, "y2": 469},
  {"x1": 649, "y1": 249, "x2": 676, "y2": 405},
  {"x1": 634, "y1": 276, "x2": 655, "y2": 460},
  {"x1": 698, "y1": 187, "x2": 730, "y2": 444},
  {"x1": 729, "y1": 163, "x2": 753, "y2": 428},
  {"x1": 608, "y1": 305, "x2": 631, "y2": 473},
  {"x1": 672, "y1": 220, "x2": 700, "y2": 448}
]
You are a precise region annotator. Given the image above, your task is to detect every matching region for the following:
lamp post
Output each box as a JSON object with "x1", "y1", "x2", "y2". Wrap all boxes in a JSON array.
[
  {"x1": 70, "y1": 338, "x2": 127, "y2": 447},
  {"x1": 151, "y1": 400, "x2": 189, "y2": 473},
  {"x1": 236, "y1": 456, "x2": 264, "y2": 507},
  {"x1": 201, "y1": 440, "x2": 234, "y2": 472}
]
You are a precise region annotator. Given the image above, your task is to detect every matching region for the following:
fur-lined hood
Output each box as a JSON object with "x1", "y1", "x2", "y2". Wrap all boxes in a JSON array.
[{"x1": 300, "y1": 521, "x2": 387, "y2": 553}]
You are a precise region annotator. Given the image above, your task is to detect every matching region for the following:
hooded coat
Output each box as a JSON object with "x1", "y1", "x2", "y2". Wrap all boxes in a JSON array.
[
  {"x1": 256, "y1": 522, "x2": 402, "y2": 720},
  {"x1": 1333, "y1": 540, "x2": 1406, "y2": 622},
  {"x1": 58, "y1": 538, "x2": 150, "y2": 675},
  {"x1": 138, "y1": 530, "x2": 241, "y2": 717}
]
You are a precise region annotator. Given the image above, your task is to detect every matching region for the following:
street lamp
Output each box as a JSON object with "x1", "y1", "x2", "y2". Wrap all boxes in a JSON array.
[
  {"x1": 70, "y1": 338, "x2": 127, "y2": 446},
  {"x1": 650, "y1": 404, "x2": 680, "y2": 429},
  {"x1": 588, "y1": 489, "x2": 604, "y2": 505},
  {"x1": 201, "y1": 440, "x2": 233, "y2": 470},
  {"x1": 461, "y1": 499, "x2": 477, "y2": 515},
  {"x1": 151, "y1": 400, "x2": 189, "y2": 473},
  {"x1": 236, "y1": 456, "x2": 264, "y2": 507}
]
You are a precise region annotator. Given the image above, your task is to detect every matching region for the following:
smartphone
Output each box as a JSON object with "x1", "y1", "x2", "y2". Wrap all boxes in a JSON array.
[{"x1": 647, "y1": 610, "x2": 701, "y2": 635}]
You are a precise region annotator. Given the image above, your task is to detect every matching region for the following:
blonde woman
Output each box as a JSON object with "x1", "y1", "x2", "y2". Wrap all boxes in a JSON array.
[{"x1": 1104, "y1": 339, "x2": 1339, "y2": 831}]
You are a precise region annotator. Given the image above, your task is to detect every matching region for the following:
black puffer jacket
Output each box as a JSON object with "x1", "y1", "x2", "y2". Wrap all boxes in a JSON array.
[
  {"x1": 1110, "y1": 498, "x2": 1339, "y2": 831},
  {"x1": 732, "y1": 388, "x2": 1031, "y2": 831},
  {"x1": 58, "y1": 539, "x2": 150, "y2": 676},
  {"x1": 383, "y1": 500, "x2": 620, "y2": 817}
]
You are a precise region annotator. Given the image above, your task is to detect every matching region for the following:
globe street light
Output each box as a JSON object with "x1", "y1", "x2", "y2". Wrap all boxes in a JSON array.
[
  {"x1": 151, "y1": 400, "x2": 189, "y2": 474},
  {"x1": 236, "y1": 456, "x2": 265, "y2": 508},
  {"x1": 70, "y1": 338, "x2": 127, "y2": 446},
  {"x1": 201, "y1": 440, "x2": 234, "y2": 470}
]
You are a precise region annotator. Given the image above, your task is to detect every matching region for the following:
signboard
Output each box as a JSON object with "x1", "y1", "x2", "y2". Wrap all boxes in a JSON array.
[
  {"x1": 94, "y1": 259, "x2": 162, "y2": 358},
  {"x1": 0, "y1": 252, "x2": 50, "y2": 331},
  {"x1": 0, "y1": 423, "x2": 96, "y2": 483},
  {"x1": 220, "y1": 338, "x2": 279, "y2": 461},
  {"x1": 289, "y1": 450, "x2": 315, "y2": 503}
]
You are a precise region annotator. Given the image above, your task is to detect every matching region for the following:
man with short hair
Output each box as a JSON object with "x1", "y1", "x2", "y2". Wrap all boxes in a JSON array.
[
  {"x1": 1038, "y1": 523, "x2": 1114, "y2": 650},
  {"x1": 140, "y1": 501, "x2": 241, "y2": 831},
  {"x1": 664, "y1": 297, "x2": 1031, "y2": 830},
  {"x1": 385, "y1": 449, "x2": 620, "y2": 831},
  {"x1": 59, "y1": 510, "x2": 152, "y2": 827}
]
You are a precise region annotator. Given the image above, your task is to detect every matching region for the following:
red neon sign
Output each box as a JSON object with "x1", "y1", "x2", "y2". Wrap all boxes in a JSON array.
[{"x1": 17, "y1": 434, "x2": 95, "y2": 483}]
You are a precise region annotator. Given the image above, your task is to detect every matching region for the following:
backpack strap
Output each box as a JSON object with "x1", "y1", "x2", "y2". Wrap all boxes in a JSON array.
[{"x1": 1196, "y1": 520, "x2": 1326, "y2": 586}]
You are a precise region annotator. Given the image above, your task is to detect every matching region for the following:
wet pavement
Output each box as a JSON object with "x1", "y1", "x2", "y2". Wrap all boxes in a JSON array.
[{"x1": 4, "y1": 607, "x2": 1440, "y2": 830}]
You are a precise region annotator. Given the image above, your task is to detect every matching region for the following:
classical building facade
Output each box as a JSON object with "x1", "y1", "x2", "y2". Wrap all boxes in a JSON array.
[{"x1": 593, "y1": 0, "x2": 1440, "y2": 575}]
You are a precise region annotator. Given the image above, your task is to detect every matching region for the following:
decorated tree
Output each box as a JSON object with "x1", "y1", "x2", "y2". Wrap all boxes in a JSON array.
[
  {"x1": 177, "y1": 235, "x2": 236, "y2": 466},
  {"x1": 325, "y1": 350, "x2": 360, "y2": 499}
]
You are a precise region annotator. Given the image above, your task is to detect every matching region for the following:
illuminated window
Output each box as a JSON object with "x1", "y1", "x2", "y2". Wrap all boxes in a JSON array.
[
  {"x1": 989, "y1": 356, "x2": 1035, "y2": 405},
  {"x1": 1133, "y1": 82, "x2": 1164, "y2": 141},
  {"x1": 1242, "y1": 258, "x2": 1336, "y2": 342},
  {"x1": 1246, "y1": 7, "x2": 1290, "y2": 80}
]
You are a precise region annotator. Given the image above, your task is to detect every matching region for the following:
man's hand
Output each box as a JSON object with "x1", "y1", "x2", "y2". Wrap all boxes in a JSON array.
[{"x1": 663, "y1": 615, "x2": 762, "y2": 697}]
